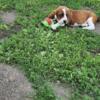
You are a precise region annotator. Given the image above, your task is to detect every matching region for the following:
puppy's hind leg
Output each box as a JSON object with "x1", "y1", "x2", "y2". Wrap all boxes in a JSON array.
[{"x1": 83, "y1": 17, "x2": 95, "y2": 30}]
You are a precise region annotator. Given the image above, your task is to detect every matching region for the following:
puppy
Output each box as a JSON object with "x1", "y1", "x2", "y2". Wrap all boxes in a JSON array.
[{"x1": 48, "y1": 6, "x2": 99, "y2": 30}]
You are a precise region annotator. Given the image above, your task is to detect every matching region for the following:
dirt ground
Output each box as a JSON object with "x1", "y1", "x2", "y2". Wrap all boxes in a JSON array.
[
  {"x1": 94, "y1": 23, "x2": 100, "y2": 34},
  {"x1": 0, "y1": 64, "x2": 35, "y2": 100},
  {"x1": 0, "y1": 11, "x2": 21, "y2": 39},
  {"x1": 51, "y1": 82, "x2": 72, "y2": 100},
  {"x1": 0, "y1": 11, "x2": 16, "y2": 24}
]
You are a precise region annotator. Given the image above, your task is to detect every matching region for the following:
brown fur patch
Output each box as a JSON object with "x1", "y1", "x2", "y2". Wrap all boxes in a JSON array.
[
  {"x1": 68, "y1": 10, "x2": 97, "y2": 25},
  {"x1": 48, "y1": 6, "x2": 68, "y2": 19}
]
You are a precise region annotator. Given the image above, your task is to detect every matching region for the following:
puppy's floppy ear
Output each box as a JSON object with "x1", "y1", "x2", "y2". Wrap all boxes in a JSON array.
[
  {"x1": 65, "y1": 8, "x2": 72, "y2": 22},
  {"x1": 65, "y1": 7, "x2": 71, "y2": 16},
  {"x1": 48, "y1": 10, "x2": 56, "y2": 19}
]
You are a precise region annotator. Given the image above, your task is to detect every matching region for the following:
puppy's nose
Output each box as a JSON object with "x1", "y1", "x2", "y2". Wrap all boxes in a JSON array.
[{"x1": 63, "y1": 20, "x2": 67, "y2": 24}]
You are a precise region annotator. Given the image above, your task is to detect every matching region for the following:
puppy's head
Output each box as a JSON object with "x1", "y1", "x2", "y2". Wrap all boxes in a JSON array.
[{"x1": 48, "y1": 6, "x2": 70, "y2": 25}]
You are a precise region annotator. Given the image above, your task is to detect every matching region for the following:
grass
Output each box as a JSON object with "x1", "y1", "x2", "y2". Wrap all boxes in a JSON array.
[{"x1": 0, "y1": 0, "x2": 100, "y2": 100}]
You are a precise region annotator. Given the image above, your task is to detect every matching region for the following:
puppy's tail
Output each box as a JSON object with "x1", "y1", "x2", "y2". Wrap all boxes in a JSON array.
[{"x1": 97, "y1": 16, "x2": 100, "y2": 22}]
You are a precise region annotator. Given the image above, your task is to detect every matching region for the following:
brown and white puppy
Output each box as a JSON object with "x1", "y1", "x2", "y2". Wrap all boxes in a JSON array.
[{"x1": 48, "y1": 6, "x2": 99, "y2": 30}]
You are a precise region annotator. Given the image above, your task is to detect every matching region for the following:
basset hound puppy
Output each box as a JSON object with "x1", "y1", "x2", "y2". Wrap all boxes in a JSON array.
[{"x1": 48, "y1": 6, "x2": 99, "y2": 30}]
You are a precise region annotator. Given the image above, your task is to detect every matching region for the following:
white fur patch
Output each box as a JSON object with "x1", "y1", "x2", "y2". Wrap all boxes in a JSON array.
[
  {"x1": 72, "y1": 23, "x2": 79, "y2": 27},
  {"x1": 72, "y1": 22, "x2": 88, "y2": 27},
  {"x1": 83, "y1": 17, "x2": 95, "y2": 30},
  {"x1": 81, "y1": 22, "x2": 88, "y2": 27},
  {"x1": 54, "y1": 15, "x2": 57, "y2": 20}
]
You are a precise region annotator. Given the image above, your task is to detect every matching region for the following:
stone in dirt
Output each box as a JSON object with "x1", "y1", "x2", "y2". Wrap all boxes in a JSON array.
[{"x1": 0, "y1": 64, "x2": 35, "y2": 100}]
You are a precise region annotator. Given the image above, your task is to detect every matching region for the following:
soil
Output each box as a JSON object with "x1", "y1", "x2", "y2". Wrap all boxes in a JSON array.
[
  {"x1": 51, "y1": 82, "x2": 72, "y2": 100},
  {"x1": 0, "y1": 11, "x2": 16, "y2": 24},
  {"x1": 0, "y1": 11, "x2": 21, "y2": 39},
  {"x1": 94, "y1": 22, "x2": 100, "y2": 34},
  {"x1": 0, "y1": 64, "x2": 35, "y2": 100}
]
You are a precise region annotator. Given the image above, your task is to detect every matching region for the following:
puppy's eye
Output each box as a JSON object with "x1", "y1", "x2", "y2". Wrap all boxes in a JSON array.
[
  {"x1": 50, "y1": 15, "x2": 54, "y2": 19},
  {"x1": 59, "y1": 13, "x2": 64, "y2": 17}
]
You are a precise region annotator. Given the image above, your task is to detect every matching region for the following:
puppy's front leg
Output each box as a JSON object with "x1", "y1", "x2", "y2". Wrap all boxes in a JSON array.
[{"x1": 51, "y1": 23, "x2": 61, "y2": 30}]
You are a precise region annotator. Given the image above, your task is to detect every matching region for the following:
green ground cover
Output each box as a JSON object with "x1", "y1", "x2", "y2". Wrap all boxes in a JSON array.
[{"x1": 0, "y1": 0, "x2": 100, "y2": 100}]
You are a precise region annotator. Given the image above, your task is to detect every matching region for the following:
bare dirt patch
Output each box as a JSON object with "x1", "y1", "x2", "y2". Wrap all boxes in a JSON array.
[
  {"x1": 0, "y1": 11, "x2": 16, "y2": 24},
  {"x1": 0, "y1": 30, "x2": 10, "y2": 39},
  {"x1": 0, "y1": 64, "x2": 35, "y2": 100},
  {"x1": 51, "y1": 82, "x2": 72, "y2": 100},
  {"x1": 0, "y1": 24, "x2": 21, "y2": 40},
  {"x1": 94, "y1": 22, "x2": 100, "y2": 34},
  {"x1": 0, "y1": 11, "x2": 21, "y2": 39}
]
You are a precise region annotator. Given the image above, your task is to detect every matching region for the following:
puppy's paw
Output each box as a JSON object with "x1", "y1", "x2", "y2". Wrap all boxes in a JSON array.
[
  {"x1": 51, "y1": 24, "x2": 57, "y2": 30},
  {"x1": 60, "y1": 23, "x2": 65, "y2": 27}
]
